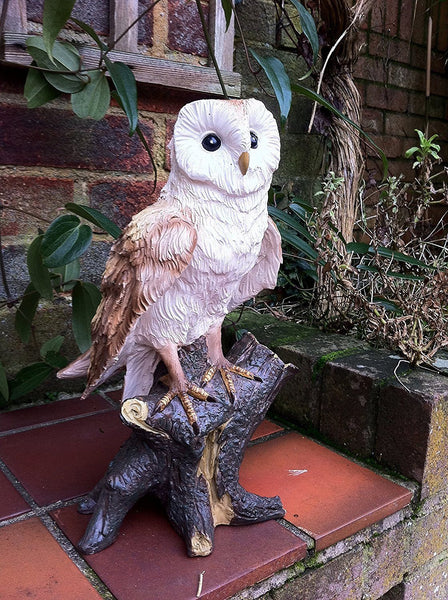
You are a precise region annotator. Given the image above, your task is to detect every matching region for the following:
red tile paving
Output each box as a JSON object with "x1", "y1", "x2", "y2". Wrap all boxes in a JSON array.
[
  {"x1": 0, "y1": 470, "x2": 30, "y2": 520},
  {"x1": 52, "y1": 499, "x2": 307, "y2": 600},
  {"x1": 239, "y1": 432, "x2": 413, "y2": 550},
  {"x1": 0, "y1": 395, "x2": 415, "y2": 599},
  {"x1": 0, "y1": 518, "x2": 102, "y2": 600},
  {"x1": 251, "y1": 419, "x2": 284, "y2": 440},
  {"x1": 0, "y1": 410, "x2": 130, "y2": 506},
  {"x1": 0, "y1": 394, "x2": 113, "y2": 434}
]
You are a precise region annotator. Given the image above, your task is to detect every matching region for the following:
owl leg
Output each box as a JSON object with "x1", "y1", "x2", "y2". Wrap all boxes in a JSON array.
[
  {"x1": 154, "y1": 343, "x2": 214, "y2": 434},
  {"x1": 202, "y1": 324, "x2": 262, "y2": 403}
]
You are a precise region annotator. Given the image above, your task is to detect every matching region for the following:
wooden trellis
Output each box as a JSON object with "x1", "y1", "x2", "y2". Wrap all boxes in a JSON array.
[{"x1": 0, "y1": 0, "x2": 241, "y2": 96}]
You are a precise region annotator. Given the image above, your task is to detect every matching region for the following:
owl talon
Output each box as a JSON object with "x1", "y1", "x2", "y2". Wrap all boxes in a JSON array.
[
  {"x1": 219, "y1": 368, "x2": 236, "y2": 404},
  {"x1": 201, "y1": 365, "x2": 218, "y2": 387},
  {"x1": 228, "y1": 364, "x2": 263, "y2": 382}
]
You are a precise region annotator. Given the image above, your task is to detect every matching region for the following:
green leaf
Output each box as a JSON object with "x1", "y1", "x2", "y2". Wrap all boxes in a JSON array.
[
  {"x1": 373, "y1": 297, "x2": 403, "y2": 314},
  {"x1": 280, "y1": 228, "x2": 319, "y2": 260},
  {"x1": 0, "y1": 362, "x2": 9, "y2": 403},
  {"x1": 70, "y1": 18, "x2": 108, "y2": 51},
  {"x1": 41, "y1": 215, "x2": 93, "y2": 268},
  {"x1": 40, "y1": 335, "x2": 65, "y2": 359},
  {"x1": 268, "y1": 206, "x2": 314, "y2": 242},
  {"x1": 43, "y1": 0, "x2": 76, "y2": 59},
  {"x1": 288, "y1": 0, "x2": 319, "y2": 63},
  {"x1": 104, "y1": 58, "x2": 138, "y2": 135},
  {"x1": 72, "y1": 281, "x2": 102, "y2": 352},
  {"x1": 346, "y1": 242, "x2": 371, "y2": 254},
  {"x1": 71, "y1": 69, "x2": 111, "y2": 120},
  {"x1": 250, "y1": 50, "x2": 292, "y2": 125},
  {"x1": 51, "y1": 259, "x2": 80, "y2": 291},
  {"x1": 27, "y1": 235, "x2": 53, "y2": 300},
  {"x1": 291, "y1": 83, "x2": 389, "y2": 179},
  {"x1": 24, "y1": 65, "x2": 61, "y2": 108},
  {"x1": 44, "y1": 351, "x2": 68, "y2": 369},
  {"x1": 347, "y1": 242, "x2": 435, "y2": 270},
  {"x1": 220, "y1": 0, "x2": 233, "y2": 31},
  {"x1": 26, "y1": 36, "x2": 85, "y2": 93},
  {"x1": 9, "y1": 363, "x2": 54, "y2": 402},
  {"x1": 374, "y1": 246, "x2": 435, "y2": 270},
  {"x1": 65, "y1": 203, "x2": 122, "y2": 239},
  {"x1": 15, "y1": 283, "x2": 40, "y2": 344}
]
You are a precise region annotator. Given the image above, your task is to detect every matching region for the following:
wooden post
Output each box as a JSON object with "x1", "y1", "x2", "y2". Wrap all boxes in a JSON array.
[
  {"x1": 77, "y1": 333, "x2": 298, "y2": 557},
  {"x1": 0, "y1": 0, "x2": 27, "y2": 35},
  {"x1": 109, "y1": 0, "x2": 139, "y2": 52}
]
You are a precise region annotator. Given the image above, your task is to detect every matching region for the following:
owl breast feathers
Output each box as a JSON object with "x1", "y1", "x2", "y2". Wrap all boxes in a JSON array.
[{"x1": 58, "y1": 98, "x2": 282, "y2": 402}]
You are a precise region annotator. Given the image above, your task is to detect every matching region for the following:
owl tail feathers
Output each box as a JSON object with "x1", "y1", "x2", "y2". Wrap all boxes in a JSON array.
[{"x1": 57, "y1": 349, "x2": 91, "y2": 380}]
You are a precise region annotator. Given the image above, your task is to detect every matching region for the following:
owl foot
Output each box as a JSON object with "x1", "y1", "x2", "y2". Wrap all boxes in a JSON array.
[
  {"x1": 155, "y1": 380, "x2": 215, "y2": 435},
  {"x1": 201, "y1": 363, "x2": 262, "y2": 404}
]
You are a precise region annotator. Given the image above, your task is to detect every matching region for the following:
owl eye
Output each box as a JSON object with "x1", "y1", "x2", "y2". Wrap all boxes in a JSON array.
[
  {"x1": 202, "y1": 133, "x2": 221, "y2": 152},
  {"x1": 250, "y1": 132, "x2": 258, "y2": 149}
]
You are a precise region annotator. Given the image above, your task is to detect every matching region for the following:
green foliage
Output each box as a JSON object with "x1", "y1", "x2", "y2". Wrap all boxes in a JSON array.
[
  {"x1": 65, "y1": 203, "x2": 122, "y2": 239},
  {"x1": 42, "y1": 0, "x2": 77, "y2": 59},
  {"x1": 250, "y1": 51, "x2": 292, "y2": 125},
  {"x1": 405, "y1": 129, "x2": 441, "y2": 169},
  {"x1": 72, "y1": 282, "x2": 102, "y2": 352},
  {"x1": 269, "y1": 131, "x2": 448, "y2": 366},
  {"x1": 24, "y1": 65, "x2": 61, "y2": 108},
  {"x1": 288, "y1": 0, "x2": 319, "y2": 63},
  {"x1": 220, "y1": 0, "x2": 233, "y2": 32},
  {"x1": 103, "y1": 58, "x2": 138, "y2": 135},
  {"x1": 41, "y1": 215, "x2": 93, "y2": 268},
  {"x1": 71, "y1": 69, "x2": 111, "y2": 120}
]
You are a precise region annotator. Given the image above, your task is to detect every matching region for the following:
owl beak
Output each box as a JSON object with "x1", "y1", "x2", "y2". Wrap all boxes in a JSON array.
[{"x1": 238, "y1": 151, "x2": 250, "y2": 176}]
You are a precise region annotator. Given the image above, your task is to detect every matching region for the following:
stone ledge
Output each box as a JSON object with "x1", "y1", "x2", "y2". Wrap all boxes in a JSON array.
[{"x1": 225, "y1": 311, "x2": 448, "y2": 502}]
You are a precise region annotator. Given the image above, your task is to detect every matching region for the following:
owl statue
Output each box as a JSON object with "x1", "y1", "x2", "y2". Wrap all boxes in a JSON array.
[{"x1": 58, "y1": 98, "x2": 282, "y2": 433}]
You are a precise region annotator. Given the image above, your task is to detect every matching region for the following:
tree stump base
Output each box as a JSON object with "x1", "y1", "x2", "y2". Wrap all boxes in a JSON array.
[{"x1": 77, "y1": 333, "x2": 297, "y2": 557}]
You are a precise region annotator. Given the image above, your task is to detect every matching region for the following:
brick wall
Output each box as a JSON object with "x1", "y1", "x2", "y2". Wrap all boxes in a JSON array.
[
  {"x1": 1, "y1": 0, "x2": 447, "y2": 372},
  {"x1": 354, "y1": 0, "x2": 448, "y2": 181}
]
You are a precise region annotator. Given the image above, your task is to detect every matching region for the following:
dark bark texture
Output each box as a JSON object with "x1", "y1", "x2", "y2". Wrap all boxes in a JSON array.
[{"x1": 77, "y1": 333, "x2": 297, "y2": 557}]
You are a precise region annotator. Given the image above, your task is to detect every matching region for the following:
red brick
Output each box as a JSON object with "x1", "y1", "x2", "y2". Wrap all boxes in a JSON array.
[
  {"x1": 353, "y1": 56, "x2": 386, "y2": 84},
  {"x1": 137, "y1": 0, "x2": 154, "y2": 46},
  {"x1": 384, "y1": 0, "x2": 400, "y2": 36},
  {"x1": 366, "y1": 84, "x2": 408, "y2": 112},
  {"x1": 370, "y1": 0, "x2": 385, "y2": 33},
  {"x1": 369, "y1": 33, "x2": 410, "y2": 64},
  {"x1": 89, "y1": 179, "x2": 164, "y2": 228},
  {"x1": 408, "y1": 504, "x2": 448, "y2": 570},
  {"x1": 375, "y1": 383, "x2": 433, "y2": 483},
  {"x1": 399, "y1": 0, "x2": 426, "y2": 44},
  {"x1": 388, "y1": 63, "x2": 425, "y2": 91},
  {"x1": 436, "y1": 0, "x2": 448, "y2": 51},
  {"x1": 365, "y1": 524, "x2": 407, "y2": 599},
  {"x1": 0, "y1": 176, "x2": 74, "y2": 237},
  {"x1": 362, "y1": 107, "x2": 384, "y2": 134},
  {"x1": 407, "y1": 91, "x2": 426, "y2": 115},
  {"x1": 272, "y1": 548, "x2": 364, "y2": 600},
  {"x1": 26, "y1": 0, "x2": 109, "y2": 35},
  {"x1": 385, "y1": 112, "x2": 425, "y2": 137},
  {"x1": 402, "y1": 557, "x2": 448, "y2": 599},
  {"x1": 367, "y1": 134, "x2": 404, "y2": 159},
  {"x1": 168, "y1": 0, "x2": 208, "y2": 57},
  {"x1": 136, "y1": 86, "x2": 201, "y2": 114},
  {"x1": 319, "y1": 352, "x2": 388, "y2": 457},
  {"x1": 0, "y1": 105, "x2": 153, "y2": 173},
  {"x1": 165, "y1": 118, "x2": 175, "y2": 170}
]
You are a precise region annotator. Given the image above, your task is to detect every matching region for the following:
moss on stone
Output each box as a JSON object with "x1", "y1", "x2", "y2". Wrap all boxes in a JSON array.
[{"x1": 311, "y1": 347, "x2": 367, "y2": 381}]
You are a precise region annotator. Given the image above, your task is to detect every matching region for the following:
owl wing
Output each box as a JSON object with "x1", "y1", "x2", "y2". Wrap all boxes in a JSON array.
[
  {"x1": 230, "y1": 216, "x2": 282, "y2": 309},
  {"x1": 86, "y1": 204, "x2": 197, "y2": 391}
]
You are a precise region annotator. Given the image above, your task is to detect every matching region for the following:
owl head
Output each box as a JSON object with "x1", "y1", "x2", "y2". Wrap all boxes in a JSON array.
[{"x1": 171, "y1": 99, "x2": 280, "y2": 196}]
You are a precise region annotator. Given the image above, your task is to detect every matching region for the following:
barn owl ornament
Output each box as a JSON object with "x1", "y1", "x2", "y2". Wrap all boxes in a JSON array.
[{"x1": 58, "y1": 98, "x2": 282, "y2": 433}]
